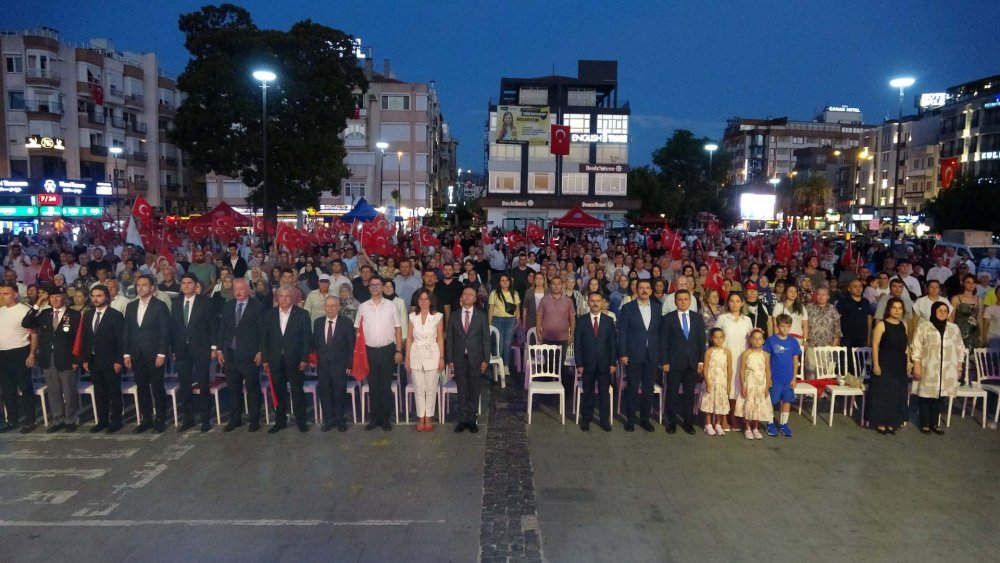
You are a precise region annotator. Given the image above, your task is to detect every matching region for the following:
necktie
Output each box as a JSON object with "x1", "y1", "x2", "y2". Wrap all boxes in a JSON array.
[
  {"x1": 682, "y1": 312, "x2": 689, "y2": 339},
  {"x1": 53, "y1": 310, "x2": 62, "y2": 331},
  {"x1": 235, "y1": 302, "x2": 244, "y2": 327},
  {"x1": 184, "y1": 299, "x2": 191, "y2": 326},
  {"x1": 327, "y1": 320, "x2": 333, "y2": 345},
  {"x1": 463, "y1": 310, "x2": 470, "y2": 333},
  {"x1": 593, "y1": 315, "x2": 599, "y2": 337},
  {"x1": 92, "y1": 311, "x2": 102, "y2": 354}
]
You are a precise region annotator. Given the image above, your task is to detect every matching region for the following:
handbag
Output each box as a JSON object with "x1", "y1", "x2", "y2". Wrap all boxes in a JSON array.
[{"x1": 498, "y1": 290, "x2": 516, "y2": 315}]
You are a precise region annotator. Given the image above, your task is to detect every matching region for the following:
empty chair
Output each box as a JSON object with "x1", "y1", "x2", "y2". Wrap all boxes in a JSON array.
[
  {"x1": 489, "y1": 325, "x2": 507, "y2": 389},
  {"x1": 813, "y1": 346, "x2": 865, "y2": 426},
  {"x1": 971, "y1": 348, "x2": 1000, "y2": 426},
  {"x1": 792, "y1": 358, "x2": 818, "y2": 424},
  {"x1": 526, "y1": 344, "x2": 564, "y2": 424}
]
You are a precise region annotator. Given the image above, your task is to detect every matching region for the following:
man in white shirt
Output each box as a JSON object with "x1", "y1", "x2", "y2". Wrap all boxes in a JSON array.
[
  {"x1": 2, "y1": 243, "x2": 30, "y2": 281},
  {"x1": 58, "y1": 253, "x2": 81, "y2": 285},
  {"x1": 980, "y1": 248, "x2": 1000, "y2": 285},
  {"x1": 0, "y1": 283, "x2": 38, "y2": 433},
  {"x1": 355, "y1": 278, "x2": 402, "y2": 431},
  {"x1": 304, "y1": 274, "x2": 335, "y2": 322},
  {"x1": 891, "y1": 261, "x2": 922, "y2": 301},
  {"x1": 106, "y1": 280, "x2": 131, "y2": 315},
  {"x1": 604, "y1": 252, "x2": 630, "y2": 280},
  {"x1": 662, "y1": 276, "x2": 700, "y2": 315},
  {"x1": 926, "y1": 256, "x2": 953, "y2": 286},
  {"x1": 326, "y1": 259, "x2": 351, "y2": 290}
]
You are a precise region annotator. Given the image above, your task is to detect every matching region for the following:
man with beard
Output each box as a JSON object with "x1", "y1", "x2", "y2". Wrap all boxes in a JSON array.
[
  {"x1": 79, "y1": 285, "x2": 125, "y2": 433},
  {"x1": 435, "y1": 262, "x2": 462, "y2": 323}
]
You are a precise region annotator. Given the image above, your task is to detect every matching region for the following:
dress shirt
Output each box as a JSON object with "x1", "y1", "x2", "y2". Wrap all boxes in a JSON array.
[
  {"x1": 355, "y1": 298, "x2": 401, "y2": 347},
  {"x1": 324, "y1": 315, "x2": 338, "y2": 344},
  {"x1": 93, "y1": 306, "x2": 108, "y2": 332},
  {"x1": 52, "y1": 307, "x2": 65, "y2": 329},
  {"x1": 183, "y1": 296, "x2": 196, "y2": 325},
  {"x1": 638, "y1": 302, "x2": 651, "y2": 329},
  {"x1": 137, "y1": 297, "x2": 152, "y2": 326},
  {"x1": 278, "y1": 307, "x2": 292, "y2": 335}
]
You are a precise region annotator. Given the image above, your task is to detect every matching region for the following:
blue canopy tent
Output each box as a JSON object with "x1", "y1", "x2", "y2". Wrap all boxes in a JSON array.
[{"x1": 341, "y1": 197, "x2": 379, "y2": 222}]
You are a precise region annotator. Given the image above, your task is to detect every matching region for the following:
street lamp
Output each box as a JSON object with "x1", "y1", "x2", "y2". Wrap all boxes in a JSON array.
[
  {"x1": 375, "y1": 141, "x2": 388, "y2": 207},
  {"x1": 252, "y1": 69, "x2": 276, "y2": 248},
  {"x1": 888, "y1": 76, "x2": 915, "y2": 252},
  {"x1": 109, "y1": 146, "x2": 123, "y2": 227},
  {"x1": 705, "y1": 143, "x2": 719, "y2": 196}
]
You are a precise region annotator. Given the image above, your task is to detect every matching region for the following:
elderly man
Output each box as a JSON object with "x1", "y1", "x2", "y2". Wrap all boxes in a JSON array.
[
  {"x1": 311, "y1": 295, "x2": 354, "y2": 432},
  {"x1": 26, "y1": 286, "x2": 82, "y2": 433},
  {"x1": 262, "y1": 285, "x2": 312, "y2": 433},
  {"x1": 662, "y1": 276, "x2": 700, "y2": 315},
  {"x1": 304, "y1": 274, "x2": 335, "y2": 322}
]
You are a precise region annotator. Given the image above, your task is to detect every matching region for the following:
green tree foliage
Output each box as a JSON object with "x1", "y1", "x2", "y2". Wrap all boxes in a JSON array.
[
  {"x1": 790, "y1": 175, "x2": 833, "y2": 217},
  {"x1": 171, "y1": 4, "x2": 367, "y2": 217},
  {"x1": 924, "y1": 174, "x2": 1000, "y2": 233}
]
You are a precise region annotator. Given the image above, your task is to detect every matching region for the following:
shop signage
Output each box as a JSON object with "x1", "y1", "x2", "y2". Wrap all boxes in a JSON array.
[
  {"x1": 0, "y1": 179, "x2": 30, "y2": 194},
  {"x1": 980, "y1": 151, "x2": 1000, "y2": 160},
  {"x1": 825, "y1": 106, "x2": 861, "y2": 113},
  {"x1": 919, "y1": 93, "x2": 948, "y2": 109},
  {"x1": 571, "y1": 132, "x2": 628, "y2": 144},
  {"x1": 0, "y1": 178, "x2": 115, "y2": 197},
  {"x1": 579, "y1": 163, "x2": 630, "y2": 173},
  {"x1": 25, "y1": 136, "x2": 66, "y2": 150},
  {"x1": 580, "y1": 201, "x2": 617, "y2": 209},
  {"x1": 61, "y1": 207, "x2": 105, "y2": 217},
  {"x1": 984, "y1": 95, "x2": 1000, "y2": 109},
  {"x1": 0, "y1": 206, "x2": 38, "y2": 216},
  {"x1": 37, "y1": 194, "x2": 61, "y2": 206},
  {"x1": 318, "y1": 204, "x2": 353, "y2": 214},
  {"x1": 852, "y1": 214, "x2": 874, "y2": 221}
]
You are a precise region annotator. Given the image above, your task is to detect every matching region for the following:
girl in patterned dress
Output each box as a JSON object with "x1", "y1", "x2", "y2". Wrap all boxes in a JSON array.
[
  {"x1": 736, "y1": 329, "x2": 773, "y2": 440},
  {"x1": 700, "y1": 328, "x2": 732, "y2": 436}
]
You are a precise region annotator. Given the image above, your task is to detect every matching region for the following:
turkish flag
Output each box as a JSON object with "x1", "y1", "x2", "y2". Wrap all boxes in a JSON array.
[
  {"x1": 789, "y1": 231, "x2": 802, "y2": 254},
  {"x1": 704, "y1": 261, "x2": 727, "y2": 301},
  {"x1": 38, "y1": 256, "x2": 55, "y2": 282},
  {"x1": 351, "y1": 317, "x2": 369, "y2": 382},
  {"x1": 670, "y1": 233, "x2": 683, "y2": 261},
  {"x1": 189, "y1": 223, "x2": 208, "y2": 240},
  {"x1": 526, "y1": 223, "x2": 545, "y2": 241},
  {"x1": 274, "y1": 222, "x2": 297, "y2": 250},
  {"x1": 775, "y1": 234, "x2": 791, "y2": 265},
  {"x1": 660, "y1": 225, "x2": 673, "y2": 251},
  {"x1": 481, "y1": 226, "x2": 493, "y2": 245},
  {"x1": 164, "y1": 230, "x2": 182, "y2": 248},
  {"x1": 452, "y1": 239, "x2": 463, "y2": 258},
  {"x1": 131, "y1": 195, "x2": 154, "y2": 225},
  {"x1": 253, "y1": 216, "x2": 277, "y2": 236},
  {"x1": 418, "y1": 227, "x2": 440, "y2": 249},
  {"x1": 158, "y1": 237, "x2": 176, "y2": 267},
  {"x1": 211, "y1": 215, "x2": 235, "y2": 237},
  {"x1": 940, "y1": 157, "x2": 959, "y2": 189},
  {"x1": 840, "y1": 242, "x2": 853, "y2": 268},
  {"x1": 706, "y1": 220, "x2": 721, "y2": 238},
  {"x1": 90, "y1": 83, "x2": 104, "y2": 106},
  {"x1": 550, "y1": 124, "x2": 570, "y2": 156}
]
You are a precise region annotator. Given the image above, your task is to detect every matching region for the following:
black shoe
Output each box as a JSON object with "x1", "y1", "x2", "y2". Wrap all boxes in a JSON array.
[
  {"x1": 200, "y1": 421, "x2": 211, "y2": 433},
  {"x1": 47, "y1": 422, "x2": 66, "y2": 434},
  {"x1": 600, "y1": 421, "x2": 612, "y2": 432},
  {"x1": 932, "y1": 427, "x2": 945, "y2": 435},
  {"x1": 267, "y1": 423, "x2": 284, "y2": 434},
  {"x1": 134, "y1": 422, "x2": 153, "y2": 434},
  {"x1": 683, "y1": 424, "x2": 696, "y2": 435},
  {"x1": 382, "y1": 422, "x2": 392, "y2": 431},
  {"x1": 886, "y1": 427, "x2": 896, "y2": 435},
  {"x1": 321, "y1": 421, "x2": 336, "y2": 432},
  {"x1": 665, "y1": 423, "x2": 677, "y2": 434},
  {"x1": 178, "y1": 420, "x2": 196, "y2": 432},
  {"x1": 153, "y1": 421, "x2": 166, "y2": 434},
  {"x1": 106, "y1": 423, "x2": 122, "y2": 434},
  {"x1": 639, "y1": 420, "x2": 655, "y2": 433},
  {"x1": 90, "y1": 423, "x2": 109, "y2": 433},
  {"x1": 65, "y1": 423, "x2": 78, "y2": 433},
  {"x1": 223, "y1": 420, "x2": 242, "y2": 433},
  {"x1": 20, "y1": 424, "x2": 36, "y2": 434},
  {"x1": 338, "y1": 423, "x2": 348, "y2": 432},
  {"x1": 248, "y1": 423, "x2": 260, "y2": 432},
  {"x1": 624, "y1": 422, "x2": 635, "y2": 432},
  {"x1": 580, "y1": 421, "x2": 591, "y2": 432},
  {"x1": 468, "y1": 422, "x2": 479, "y2": 434},
  {"x1": 0, "y1": 423, "x2": 14, "y2": 433},
  {"x1": 876, "y1": 427, "x2": 888, "y2": 435},
  {"x1": 920, "y1": 427, "x2": 932, "y2": 434},
  {"x1": 298, "y1": 422, "x2": 309, "y2": 433},
  {"x1": 365, "y1": 421, "x2": 380, "y2": 431},
  {"x1": 454, "y1": 422, "x2": 466, "y2": 433}
]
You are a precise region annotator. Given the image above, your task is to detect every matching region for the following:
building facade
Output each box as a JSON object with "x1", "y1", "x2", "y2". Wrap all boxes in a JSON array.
[
  {"x1": 938, "y1": 74, "x2": 1000, "y2": 182},
  {"x1": 480, "y1": 60, "x2": 638, "y2": 230},
  {"x1": 0, "y1": 27, "x2": 202, "y2": 225}
]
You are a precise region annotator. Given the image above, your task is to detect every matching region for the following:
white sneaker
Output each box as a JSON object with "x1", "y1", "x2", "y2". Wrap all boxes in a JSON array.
[
  {"x1": 753, "y1": 428, "x2": 763, "y2": 439},
  {"x1": 988, "y1": 421, "x2": 998, "y2": 430},
  {"x1": 705, "y1": 425, "x2": 716, "y2": 436},
  {"x1": 714, "y1": 423, "x2": 725, "y2": 436},
  {"x1": 744, "y1": 428, "x2": 754, "y2": 440}
]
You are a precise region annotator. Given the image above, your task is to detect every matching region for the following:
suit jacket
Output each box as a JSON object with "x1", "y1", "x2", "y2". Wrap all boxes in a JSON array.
[
  {"x1": 312, "y1": 315, "x2": 355, "y2": 375},
  {"x1": 574, "y1": 313, "x2": 617, "y2": 372},
  {"x1": 261, "y1": 306, "x2": 311, "y2": 366},
  {"x1": 123, "y1": 297, "x2": 171, "y2": 360},
  {"x1": 78, "y1": 307, "x2": 124, "y2": 371},
  {"x1": 445, "y1": 306, "x2": 491, "y2": 367},
  {"x1": 661, "y1": 308, "x2": 707, "y2": 371},
  {"x1": 26, "y1": 307, "x2": 81, "y2": 370},
  {"x1": 616, "y1": 298, "x2": 663, "y2": 365},
  {"x1": 171, "y1": 294, "x2": 217, "y2": 357},
  {"x1": 215, "y1": 298, "x2": 265, "y2": 364}
]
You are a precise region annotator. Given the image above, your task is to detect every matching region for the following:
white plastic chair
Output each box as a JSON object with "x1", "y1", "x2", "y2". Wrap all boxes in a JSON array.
[
  {"x1": 360, "y1": 380, "x2": 400, "y2": 424},
  {"x1": 191, "y1": 361, "x2": 228, "y2": 425},
  {"x1": 76, "y1": 369, "x2": 98, "y2": 422},
  {"x1": 943, "y1": 349, "x2": 983, "y2": 427},
  {"x1": 32, "y1": 367, "x2": 49, "y2": 426},
  {"x1": 526, "y1": 344, "x2": 564, "y2": 424},
  {"x1": 302, "y1": 366, "x2": 321, "y2": 424},
  {"x1": 489, "y1": 325, "x2": 507, "y2": 389},
  {"x1": 439, "y1": 365, "x2": 482, "y2": 423},
  {"x1": 164, "y1": 373, "x2": 181, "y2": 426},
  {"x1": 968, "y1": 348, "x2": 1000, "y2": 426},
  {"x1": 793, "y1": 355, "x2": 818, "y2": 425},
  {"x1": 573, "y1": 371, "x2": 614, "y2": 426},
  {"x1": 121, "y1": 373, "x2": 141, "y2": 424},
  {"x1": 614, "y1": 363, "x2": 664, "y2": 423},
  {"x1": 813, "y1": 346, "x2": 865, "y2": 427},
  {"x1": 522, "y1": 327, "x2": 541, "y2": 390}
]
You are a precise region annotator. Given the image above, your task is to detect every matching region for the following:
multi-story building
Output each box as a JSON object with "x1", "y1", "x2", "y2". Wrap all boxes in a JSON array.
[
  {"x1": 791, "y1": 146, "x2": 861, "y2": 215},
  {"x1": 723, "y1": 107, "x2": 870, "y2": 187},
  {"x1": 480, "y1": 60, "x2": 638, "y2": 229},
  {"x1": 0, "y1": 27, "x2": 202, "y2": 227},
  {"x1": 939, "y1": 74, "x2": 1000, "y2": 182},
  {"x1": 206, "y1": 57, "x2": 455, "y2": 224}
]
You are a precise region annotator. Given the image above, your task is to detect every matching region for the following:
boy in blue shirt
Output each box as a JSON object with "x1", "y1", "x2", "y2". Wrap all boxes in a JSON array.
[{"x1": 763, "y1": 314, "x2": 801, "y2": 437}]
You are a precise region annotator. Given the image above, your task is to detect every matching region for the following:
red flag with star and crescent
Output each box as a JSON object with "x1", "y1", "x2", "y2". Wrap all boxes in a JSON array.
[{"x1": 550, "y1": 124, "x2": 571, "y2": 156}]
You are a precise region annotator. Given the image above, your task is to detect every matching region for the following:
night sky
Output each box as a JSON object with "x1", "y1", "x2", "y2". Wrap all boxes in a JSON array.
[{"x1": 5, "y1": 0, "x2": 1000, "y2": 172}]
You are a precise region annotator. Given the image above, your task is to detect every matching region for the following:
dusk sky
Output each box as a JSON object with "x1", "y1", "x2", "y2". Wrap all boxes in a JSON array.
[{"x1": 6, "y1": 1, "x2": 1000, "y2": 172}]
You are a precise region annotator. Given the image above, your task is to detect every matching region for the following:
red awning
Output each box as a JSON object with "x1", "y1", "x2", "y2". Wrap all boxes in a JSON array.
[
  {"x1": 552, "y1": 205, "x2": 605, "y2": 229},
  {"x1": 186, "y1": 202, "x2": 252, "y2": 226}
]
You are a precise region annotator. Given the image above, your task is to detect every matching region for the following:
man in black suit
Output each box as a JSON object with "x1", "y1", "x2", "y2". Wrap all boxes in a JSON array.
[
  {"x1": 445, "y1": 287, "x2": 491, "y2": 433},
  {"x1": 617, "y1": 279, "x2": 665, "y2": 432},
  {"x1": 262, "y1": 285, "x2": 312, "y2": 433},
  {"x1": 226, "y1": 242, "x2": 248, "y2": 279},
  {"x1": 215, "y1": 278, "x2": 264, "y2": 432},
  {"x1": 311, "y1": 295, "x2": 355, "y2": 432},
  {"x1": 172, "y1": 273, "x2": 217, "y2": 432},
  {"x1": 574, "y1": 291, "x2": 617, "y2": 432},
  {"x1": 79, "y1": 284, "x2": 125, "y2": 433},
  {"x1": 660, "y1": 289, "x2": 706, "y2": 435},
  {"x1": 123, "y1": 274, "x2": 171, "y2": 433},
  {"x1": 26, "y1": 286, "x2": 81, "y2": 432}
]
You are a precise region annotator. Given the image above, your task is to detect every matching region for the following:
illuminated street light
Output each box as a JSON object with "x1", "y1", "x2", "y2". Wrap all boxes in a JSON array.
[
  {"x1": 888, "y1": 76, "x2": 915, "y2": 252},
  {"x1": 252, "y1": 69, "x2": 276, "y2": 248}
]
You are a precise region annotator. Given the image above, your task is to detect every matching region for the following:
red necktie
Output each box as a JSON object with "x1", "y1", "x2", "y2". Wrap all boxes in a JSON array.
[
  {"x1": 326, "y1": 320, "x2": 333, "y2": 345},
  {"x1": 593, "y1": 315, "x2": 599, "y2": 337},
  {"x1": 463, "y1": 310, "x2": 470, "y2": 333}
]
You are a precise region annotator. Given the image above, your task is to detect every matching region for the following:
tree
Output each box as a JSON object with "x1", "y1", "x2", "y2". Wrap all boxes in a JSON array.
[
  {"x1": 171, "y1": 4, "x2": 367, "y2": 219},
  {"x1": 790, "y1": 175, "x2": 833, "y2": 217},
  {"x1": 924, "y1": 174, "x2": 1000, "y2": 232}
]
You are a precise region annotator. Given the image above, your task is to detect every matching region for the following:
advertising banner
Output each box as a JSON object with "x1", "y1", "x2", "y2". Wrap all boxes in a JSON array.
[{"x1": 495, "y1": 105, "x2": 550, "y2": 145}]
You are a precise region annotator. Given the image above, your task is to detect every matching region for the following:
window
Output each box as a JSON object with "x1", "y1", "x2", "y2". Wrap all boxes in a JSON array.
[
  {"x1": 491, "y1": 172, "x2": 518, "y2": 193},
  {"x1": 381, "y1": 94, "x2": 409, "y2": 111},
  {"x1": 595, "y1": 173, "x2": 626, "y2": 195},
  {"x1": 415, "y1": 94, "x2": 428, "y2": 111},
  {"x1": 528, "y1": 172, "x2": 553, "y2": 194},
  {"x1": 563, "y1": 113, "x2": 591, "y2": 133},
  {"x1": 490, "y1": 143, "x2": 520, "y2": 160},
  {"x1": 518, "y1": 87, "x2": 548, "y2": 106},
  {"x1": 380, "y1": 122, "x2": 410, "y2": 142},
  {"x1": 568, "y1": 88, "x2": 596, "y2": 106},
  {"x1": 5, "y1": 55, "x2": 23, "y2": 73},
  {"x1": 596, "y1": 114, "x2": 628, "y2": 135},
  {"x1": 8, "y1": 124, "x2": 27, "y2": 144},
  {"x1": 344, "y1": 182, "x2": 365, "y2": 198},
  {"x1": 9, "y1": 159, "x2": 28, "y2": 178},
  {"x1": 562, "y1": 173, "x2": 588, "y2": 194},
  {"x1": 7, "y1": 90, "x2": 25, "y2": 110}
]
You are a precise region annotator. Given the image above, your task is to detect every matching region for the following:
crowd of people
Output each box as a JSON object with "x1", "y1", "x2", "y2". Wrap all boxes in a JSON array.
[{"x1": 1, "y1": 223, "x2": 997, "y2": 439}]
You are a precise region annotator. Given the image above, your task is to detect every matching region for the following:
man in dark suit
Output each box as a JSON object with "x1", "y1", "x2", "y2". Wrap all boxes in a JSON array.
[
  {"x1": 226, "y1": 243, "x2": 248, "y2": 279},
  {"x1": 123, "y1": 274, "x2": 171, "y2": 433},
  {"x1": 262, "y1": 285, "x2": 312, "y2": 433},
  {"x1": 172, "y1": 273, "x2": 217, "y2": 432},
  {"x1": 25, "y1": 286, "x2": 81, "y2": 432},
  {"x1": 574, "y1": 291, "x2": 617, "y2": 432},
  {"x1": 215, "y1": 278, "x2": 264, "y2": 432},
  {"x1": 445, "y1": 287, "x2": 491, "y2": 433},
  {"x1": 661, "y1": 289, "x2": 707, "y2": 435},
  {"x1": 79, "y1": 284, "x2": 125, "y2": 433},
  {"x1": 311, "y1": 295, "x2": 355, "y2": 432},
  {"x1": 617, "y1": 279, "x2": 665, "y2": 432}
]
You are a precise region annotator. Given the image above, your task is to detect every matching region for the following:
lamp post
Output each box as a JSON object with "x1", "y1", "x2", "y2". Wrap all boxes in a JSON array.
[
  {"x1": 375, "y1": 141, "x2": 388, "y2": 207},
  {"x1": 109, "y1": 146, "x2": 123, "y2": 228},
  {"x1": 705, "y1": 142, "x2": 719, "y2": 197},
  {"x1": 888, "y1": 76, "x2": 914, "y2": 253},
  {"x1": 252, "y1": 69, "x2": 276, "y2": 248}
]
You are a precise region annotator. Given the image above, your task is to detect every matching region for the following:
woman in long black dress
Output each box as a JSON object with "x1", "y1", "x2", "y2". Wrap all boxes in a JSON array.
[{"x1": 869, "y1": 297, "x2": 909, "y2": 434}]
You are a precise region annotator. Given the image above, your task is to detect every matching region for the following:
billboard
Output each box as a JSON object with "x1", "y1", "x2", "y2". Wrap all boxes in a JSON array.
[
  {"x1": 740, "y1": 193, "x2": 776, "y2": 221},
  {"x1": 0, "y1": 178, "x2": 114, "y2": 197},
  {"x1": 495, "y1": 105, "x2": 550, "y2": 145}
]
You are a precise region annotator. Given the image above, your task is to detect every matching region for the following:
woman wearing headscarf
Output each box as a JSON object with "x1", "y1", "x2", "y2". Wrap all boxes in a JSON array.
[
  {"x1": 338, "y1": 282, "x2": 358, "y2": 321},
  {"x1": 213, "y1": 276, "x2": 236, "y2": 317},
  {"x1": 910, "y1": 301, "x2": 965, "y2": 434}
]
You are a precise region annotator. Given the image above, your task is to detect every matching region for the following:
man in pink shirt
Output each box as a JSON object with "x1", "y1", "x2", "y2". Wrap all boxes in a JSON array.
[{"x1": 536, "y1": 276, "x2": 577, "y2": 398}]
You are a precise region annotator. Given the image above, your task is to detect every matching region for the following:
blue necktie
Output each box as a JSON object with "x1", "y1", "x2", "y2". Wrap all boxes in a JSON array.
[{"x1": 681, "y1": 312, "x2": 689, "y2": 339}]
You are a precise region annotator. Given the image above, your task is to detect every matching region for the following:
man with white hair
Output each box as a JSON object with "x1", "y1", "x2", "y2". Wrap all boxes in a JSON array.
[{"x1": 662, "y1": 276, "x2": 700, "y2": 315}]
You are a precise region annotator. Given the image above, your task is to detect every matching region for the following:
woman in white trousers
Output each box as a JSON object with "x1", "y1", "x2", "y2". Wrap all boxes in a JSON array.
[{"x1": 407, "y1": 288, "x2": 445, "y2": 431}]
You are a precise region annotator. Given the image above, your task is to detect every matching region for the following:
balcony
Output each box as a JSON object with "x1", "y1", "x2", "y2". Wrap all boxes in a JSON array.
[
  {"x1": 25, "y1": 99, "x2": 64, "y2": 117},
  {"x1": 111, "y1": 117, "x2": 126, "y2": 129},
  {"x1": 129, "y1": 151, "x2": 148, "y2": 163},
  {"x1": 162, "y1": 155, "x2": 178, "y2": 166},
  {"x1": 90, "y1": 144, "x2": 109, "y2": 157},
  {"x1": 129, "y1": 179, "x2": 148, "y2": 192},
  {"x1": 85, "y1": 112, "x2": 106, "y2": 125},
  {"x1": 25, "y1": 68, "x2": 60, "y2": 86},
  {"x1": 164, "y1": 183, "x2": 180, "y2": 193},
  {"x1": 107, "y1": 85, "x2": 124, "y2": 100},
  {"x1": 131, "y1": 121, "x2": 147, "y2": 134},
  {"x1": 125, "y1": 93, "x2": 144, "y2": 108},
  {"x1": 158, "y1": 100, "x2": 176, "y2": 116}
]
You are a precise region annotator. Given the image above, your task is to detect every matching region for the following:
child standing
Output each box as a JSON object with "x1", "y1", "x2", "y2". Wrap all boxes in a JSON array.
[
  {"x1": 735, "y1": 329, "x2": 773, "y2": 439},
  {"x1": 763, "y1": 314, "x2": 801, "y2": 437},
  {"x1": 700, "y1": 328, "x2": 731, "y2": 436}
]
